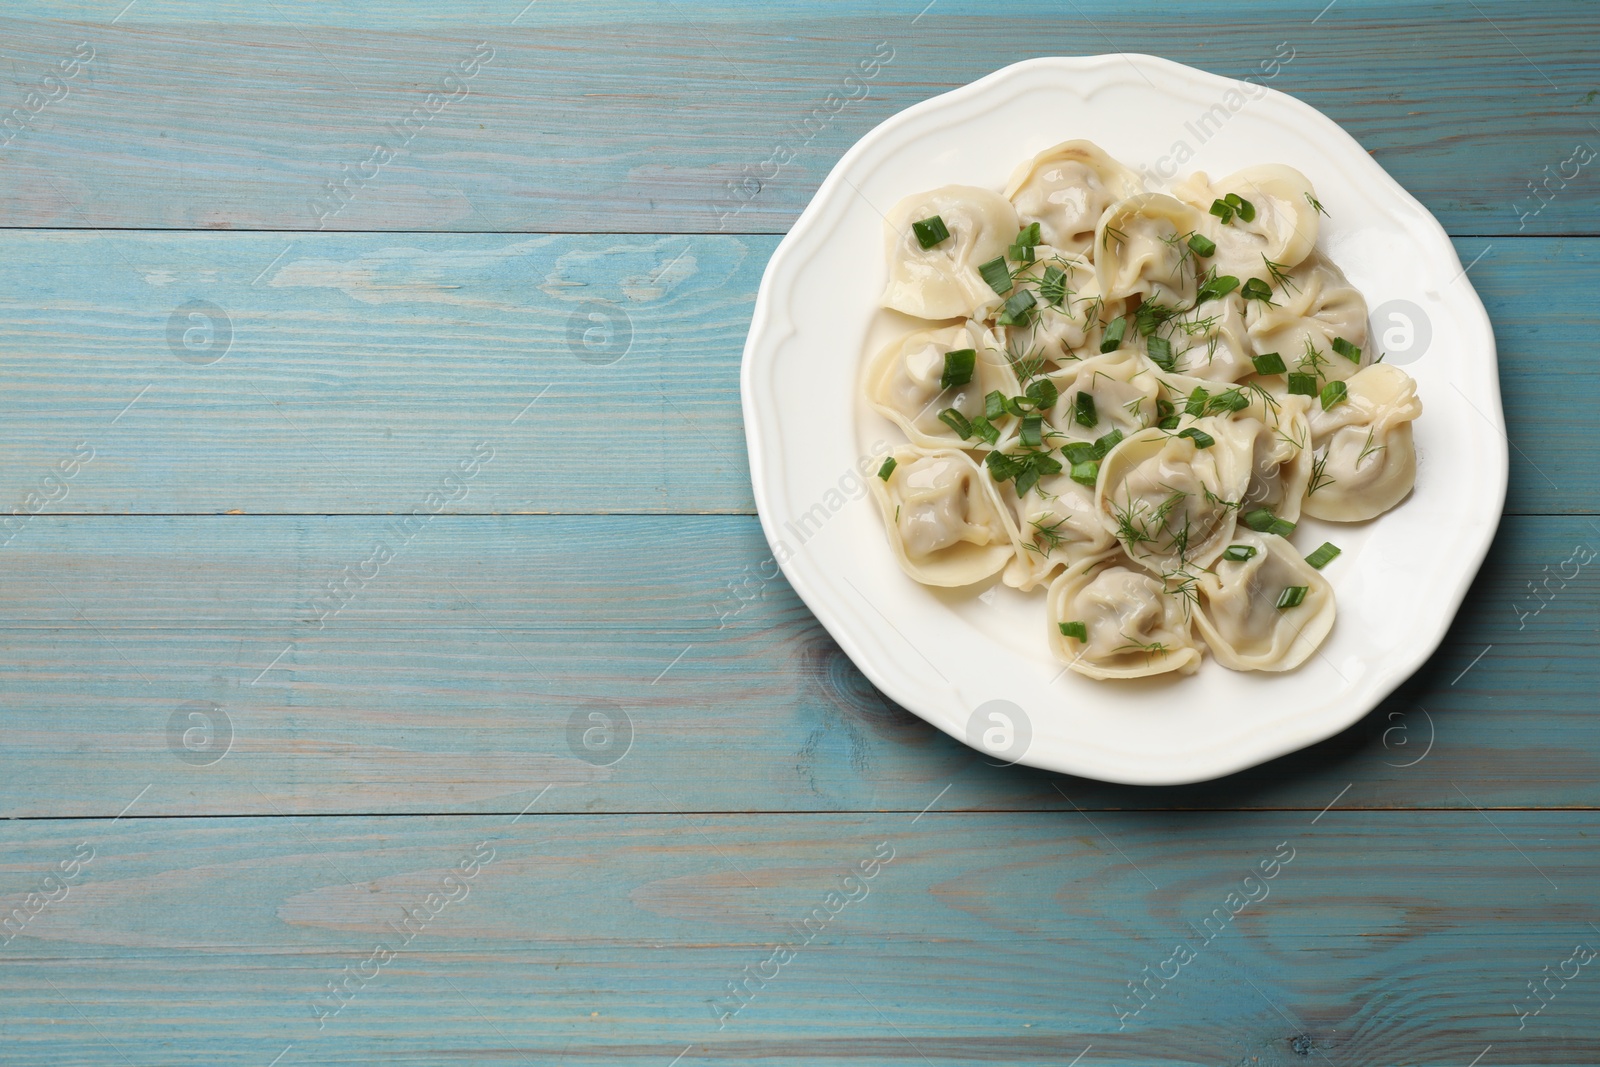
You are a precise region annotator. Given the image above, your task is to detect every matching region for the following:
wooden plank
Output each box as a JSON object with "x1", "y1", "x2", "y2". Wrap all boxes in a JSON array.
[
  {"x1": 0, "y1": 513, "x2": 1593, "y2": 817},
  {"x1": 0, "y1": 231, "x2": 1592, "y2": 515},
  {"x1": 0, "y1": 2, "x2": 1594, "y2": 234},
  {"x1": 0, "y1": 810, "x2": 1595, "y2": 1064}
]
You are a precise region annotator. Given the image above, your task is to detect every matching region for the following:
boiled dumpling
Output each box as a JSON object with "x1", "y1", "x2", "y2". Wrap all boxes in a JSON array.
[
  {"x1": 1042, "y1": 350, "x2": 1161, "y2": 444},
  {"x1": 1301, "y1": 363, "x2": 1422, "y2": 521},
  {"x1": 1167, "y1": 291, "x2": 1255, "y2": 382},
  {"x1": 1173, "y1": 165, "x2": 1320, "y2": 283},
  {"x1": 1194, "y1": 530, "x2": 1335, "y2": 671},
  {"x1": 1095, "y1": 419, "x2": 1252, "y2": 574},
  {"x1": 865, "y1": 321, "x2": 1019, "y2": 448},
  {"x1": 1246, "y1": 252, "x2": 1369, "y2": 385},
  {"x1": 1000, "y1": 471, "x2": 1116, "y2": 592},
  {"x1": 1217, "y1": 390, "x2": 1315, "y2": 522},
  {"x1": 870, "y1": 448, "x2": 1019, "y2": 586},
  {"x1": 882, "y1": 186, "x2": 1019, "y2": 321},
  {"x1": 1047, "y1": 554, "x2": 1203, "y2": 679},
  {"x1": 1094, "y1": 194, "x2": 1206, "y2": 307},
  {"x1": 1005, "y1": 140, "x2": 1143, "y2": 258},
  {"x1": 1010, "y1": 252, "x2": 1127, "y2": 362}
]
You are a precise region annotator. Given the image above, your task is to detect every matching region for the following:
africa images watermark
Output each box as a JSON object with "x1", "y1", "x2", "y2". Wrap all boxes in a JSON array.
[
  {"x1": 0, "y1": 42, "x2": 94, "y2": 153},
  {"x1": 0, "y1": 842, "x2": 95, "y2": 949},
  {"x1": 711, "y1": 40, "x2": 894, "y2": 230},
  {"x1": 311, "y1": 841, "x2": 497, "y2": 1029},
  {"x1": 310, "y1": 41, "x2": 495, "y2": 229},
  {"x1": 708, "y1": 840, "x2": 895, "y2": 1029},
  {"x1": 1136, "y1": 42, "x2": 1297, "y2": 185}
]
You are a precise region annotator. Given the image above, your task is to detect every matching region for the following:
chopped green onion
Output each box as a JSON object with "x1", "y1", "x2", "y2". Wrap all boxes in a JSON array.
[
  {"x1": 1276, "y1": 585, "x2": 1308, "y2": 610},
  {"x1": 978, "y1": 256, "x2": 1012, "y2": 295},
  {"x1": 938, "y1": 408, "x2": 973, "y2": 439},
  {"x1": 1157, "y1": 415, "x2": 1180, "y2": 430},
  {"x1": 1178, "y1": 427, "x2": 1215, "y2": 449},
  {"x1": 1147, "y1": 335, "x2": 1175, "y2": 371},
  {"x1": 1243, "y1": 508, "x2": 1296, "y2": 538},
  {"x1": 1320, "y1": 380, "x2": 1348, "y2": 410},
  {"x1": 969, "y1": 414, "x2": 1000, "y2": 446},
  {"x1": 1196, "y1": 273, "x2": 1240, "y2": 304},
  {"x1": 1074, "y1": 391, "x2": 1098, "y2": 428},
  {"x1": 1093, "y1": 428, "x2": 1124, "y2": 458},
  {"x1": 1287, "y1": 373, "x2": 1318, "y2": 397},
  {"x1": 1020, "y1": 414, "x2": 1042, "y2": 447},
  {"x1": 1069, "y1": 459, "x2": 1100, "y2": 487},
  {"x1": 985, "y1": 390, "x2": 1006, "y2": 421},
  {"x1": 940, "y1": 348, "x2": 976, "y2": 390},
  {"x1": 1014, "y1": 464, "x2": 1041, "y2": 495},
  {"x1": 877, "y1": 456, "x2": 897, "y2": 480},
  {"x1": 996, "y1": 289, "x2": 1037, "y2": 326},
  {"x1": 1030, "y1": 452, "x2": 1062, "y2": 476},
  {"x1": 912, "y1": 215, "x2": 950, "y2": 249},
  {"x1": 1007, "y1": 222, "x2": 1041, "y2": 262},
  {"x1": 1241, "y1": 277, "x2": 1274, "y2": 302},
  {"x1": 1039, "y1": 265, "x2": 1068, "y2": 307},
  {"x1": 985, "y1": 450, "x2": 1022, "y2": 481},
  {"x1": 1222, "y1": 544, "x2": 1258, "y2": 562},
  {"x1": 1208, "y1": 388, "x2": 1248, "y2": 414},
  {"x1": 1188, "y1": 232, "x2": 1217, "y2": 257},
  {"x1": 1001, "y1": 394, "x2": 1028, "y2": 418},
  {"x1": 1156, "y1": 398, "x2": 1175, "y2": 420},
  {"x1": 1304, "y1": 542, "x2": 1342, "y2": 569},
  {"x1": 1058, "y1": 620, "x2": 1088, "y2": 641},
  {"x1": 1209, "y1": 199, "x2": 1234, "y2": 223},
  {"x1": 1331, "y1": 337, "x2": 1362, "y2": 363},
  {"x1": 1223, "y1": 193, "x2": 1256, "y2": 222},
  {"x1": 1184, "y1": 386, "x2": 1210, "y2": 417},
  {"x1": 1025, "y1": 378, "x2": 1059, "y2": 410},
  {"x1": 1252, "y1": 352, "x2": 1287, "y2": 375},
  {"x1": 1100, "y1": 315, "x2": 1128, "y2": 353},
  {"x1": 1062, "y1": 441, "x2": 1098, "y2": 465}
]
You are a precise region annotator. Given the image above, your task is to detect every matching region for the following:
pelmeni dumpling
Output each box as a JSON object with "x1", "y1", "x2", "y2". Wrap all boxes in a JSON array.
[
  {"x1": 1011, "y1": 252, "x2": 1126, "y2": 361},
  {"x1": 1173, "y1": 165, "x2": 1320, "y2": 283},
  {"x1": 869, "y1": 448, "x2": 1019, "y2": 586},
  {"x1": 882, "y1": 186, "x2": 1019, "y2": 321},
  {"x1": 1194, "y1": 531, "x2": 1335, "y2": 672},
  {"x1": 1168, "y1": 292, "x2": 1255, "y2": 382},
  {"x1": 1246, "y1": 252, "x2": 1369, "y2": 385},
  {"x1": 1047, "y1": 554, "x2": 1203, "y2": 679},
  {"x1": 1218, "y1": 391, "x2": 1315, "y2": 522},
  {"x1": 1043, "y1": 350, "x2": 1161, "y2": 444},
  {"x1": 1096, "y1": 419, "x2": 1252, "y2": 573},
  {"x1": 866, "y1": 321, "x2": 1019, "y2": 448},
  {"x1": 1094, "y1": 194, "x2": 1205, "y2": 307},
  {"x1": 1001, "y1": 471, "x2": 1116, "y2": 592},
  {"x1": 1005, "y1": 140, "x2": 1143, "y2": 258},
  {"x1": 1301, "y1": 364, "x2": 1422, "y2": 521}
]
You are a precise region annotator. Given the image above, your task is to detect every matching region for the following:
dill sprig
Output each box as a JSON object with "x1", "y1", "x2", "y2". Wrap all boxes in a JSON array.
[
  {"x1": 1307, "y1": 448, "x2": 1335, "y2": 495},
  {"x1": 1262, "y1": 255, "x2": 1300, "y2": 294},
  {"x1": 1357, "y1": 428, "x2": 1388, "y2": 467}
]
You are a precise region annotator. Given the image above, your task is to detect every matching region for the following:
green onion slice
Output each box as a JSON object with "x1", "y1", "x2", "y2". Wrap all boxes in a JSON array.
[
  {"x1": 1332, "y1": 337, "x2": 1362, "y2": 363},
  {"x1": 1287, "y1": 373, "x2": 1318, "y2": 397},
  {"x1": 1304, "y1": 542, "x2": 1342, "y2": 569},
  {"x1": 1147, "y1": 336, "x2": 1175, "y2": 371},
  {"x1": 1319, "y1": 380, "x2": 1348, "y2": 410},
  {"x1": 1100, "y1": 315, "x2": 1127, "y2": 353},
  {"x1": 1184, "y1": 386, "x2": 1210, "y2": 417},
  {"x1": 1069, "y1": 459, "x2": 1100, "y2": 487},
  {"x1": 1241, "y1": 277, "x2": 1274, "y2": 302},
  {"x1": 996, "y1": 289, "x2": 1037, "y2": 326},
  {"x1": 1187, "y1": 232, "x2": 1217, "y2": 257},
  {"x1": 1025, "y1": 378, "x2": 1059, "y2": 410},
  {"x1": 969, "y1": 414, "x2": 1000, "y2": 446},
  {"x1": 1020, "y1": 414, "x2": 1042, "y2": 447},
  {"x1": 1243, "y1": 508, "x2": 1296, "y2": 539},
  {"x1": 1093, "y1": 428, "x2": 1124, "y2": 458},
  {"x1": 1209, "y1": 199, "x2": 1234, "y2": 223},
  {"x1": 1178, "y1": 427, "x2": 1215, "y2": 449},
  {"x1": 912, "y1": 215, "x2": 949, "y2": 249},
  {"x1": 1221, "y1": 544, "x2": 1257, "y2": 562},
  {"x1": 876, "y1": 456, "x2": 897, "y2": 480},
  {"x1": 1062, "y1": 441, "x2": 1097, "y2": 465},
  {"x1": 938, "y1": 408, "x2": 973, "y2": 439},
  {"x1": 985, "y1": 390, "x2": 1007, "y2": 421},
  {"x1": 1252, "y1": 352, "x2": 1287, "y2": 375},
  {"x1": 978, "y1": 256, "x2": 1012, "y2": 295},
  {"x1": 940, "y1": 348, "x2": 976, "y2": 390},
  {"x1": 1058, "y1": 620, "x2": 1088, "y2": 641},
  {"x1": 1074, "y1": 391, "x2": 1099, "y2": 428},
  {"x1": 1276, "y1": 585, "x2": 1308, "y2": 610}
]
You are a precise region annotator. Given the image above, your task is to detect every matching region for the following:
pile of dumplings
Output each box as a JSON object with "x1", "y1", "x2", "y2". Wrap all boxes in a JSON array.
[{"x1": 865, "y1": 140, "x2": 1423, "y2": 680}]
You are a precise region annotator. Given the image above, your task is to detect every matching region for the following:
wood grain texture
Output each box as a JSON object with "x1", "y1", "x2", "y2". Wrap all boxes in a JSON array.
[
  {"x1": 0, "y1": 2, "x2": 1594, "y2": 234},
  {"x1": 0, "y1": 513, "x2": 1591, "y2": 818},
  {"x1": 0, "y1": 232, "x2": 1592, "y2": 515},
  {"x1": 1, "y1": 811, "x2": 1596, "y2": 1065}
]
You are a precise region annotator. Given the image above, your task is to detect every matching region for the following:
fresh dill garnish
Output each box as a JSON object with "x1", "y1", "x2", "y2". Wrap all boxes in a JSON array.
[
  {"x1": 1307, "y1": 448, "x2": 1335, "y2": 495},
  {"x1": 1304, "y1": 191, "x2": 1329, "y2": 218},
  {"x1": 1262, "y1": 256, "x2": 1300, "y2": 294},
  {"x1": 1297, "y1": 337, "x2": 1331, "y2": 380},
  {"x1": 1357, "y1": 427, "x2": 1388, "y2": 466},
  {"x1": 1029, "y1": 515, "x2": 1070, "y2": 556},
  {"x1": 1102, "y1": 224, "x2": 1127, "y2": 251}
]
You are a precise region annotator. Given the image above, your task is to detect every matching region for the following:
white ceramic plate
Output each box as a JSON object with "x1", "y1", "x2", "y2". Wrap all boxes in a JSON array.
[{"x1": 741, "y1": 54, "x2": 1505, "y2": 785}]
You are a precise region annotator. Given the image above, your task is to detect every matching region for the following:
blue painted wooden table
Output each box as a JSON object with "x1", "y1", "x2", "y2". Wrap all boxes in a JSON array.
[{"x1": 1, "y1": 1, "x2": 1597, "y2": 1063}]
